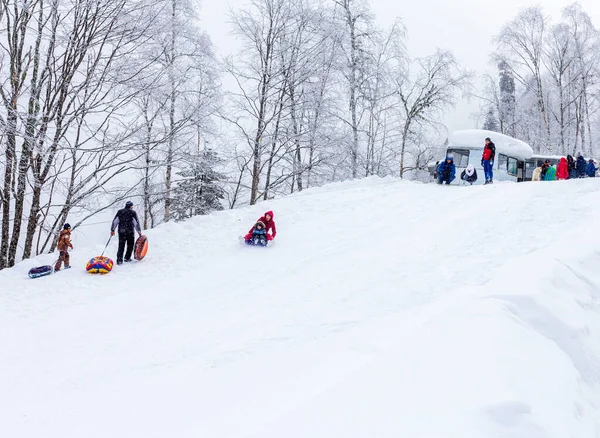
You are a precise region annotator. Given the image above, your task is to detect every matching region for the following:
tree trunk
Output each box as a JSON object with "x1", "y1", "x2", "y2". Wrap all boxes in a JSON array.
[
  {"x1": 0, "y1": 117, "x2": 16, "y2": 269},
  {"x1": 164, "y1": 0, "x2": 177, "y2": 222},
  {"x1": 399, "y1": 121, "x2": 411, "y2": 178}
]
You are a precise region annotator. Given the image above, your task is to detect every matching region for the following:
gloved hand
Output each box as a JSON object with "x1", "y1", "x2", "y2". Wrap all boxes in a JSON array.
[
  {"x1": 138, "y1": 232, "x2": 143, "y2": 238},
  {"x1": 481, "y1": 160, "x2": 484, "y2": 166},
  {"x1": 111, "y1": 231, "x2": 115, "y2": 236},
  {"x1": 490, "y1": 160, "x2": 494, "y2": 167}
]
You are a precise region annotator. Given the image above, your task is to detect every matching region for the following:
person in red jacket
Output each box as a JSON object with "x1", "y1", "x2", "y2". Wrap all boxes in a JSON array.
[
  {"x1": 556, "y1": 157, "x2": 569, "y2": 180},
  {"x1": 481, "y1": 137, "x2": 496, "y2": 184},
  {"x1": 245, "y1": 211, "x2": 276, "y2": 242}
]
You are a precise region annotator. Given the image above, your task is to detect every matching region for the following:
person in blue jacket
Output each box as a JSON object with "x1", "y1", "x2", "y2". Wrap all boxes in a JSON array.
[
  {"x1": 586, "y1": 159, "x2": 597, "y2": 177},
  {"x1": 437, "y1": 156, "x2": 456, "y2": 185},
  {"x1": 576, "y1": 153, "x2": 587, "y2": 178}
]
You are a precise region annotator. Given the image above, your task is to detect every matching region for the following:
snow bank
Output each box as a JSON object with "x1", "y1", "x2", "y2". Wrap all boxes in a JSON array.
[
  {"x1": 249, "y1": 220, "x2": 600, "y2": 438},
  {"x1": 450, "y1": 129, "x2": 534, "y2": 160},
  {"x1": 2, "y1": 177, "x2": 600, "y2": 437}
]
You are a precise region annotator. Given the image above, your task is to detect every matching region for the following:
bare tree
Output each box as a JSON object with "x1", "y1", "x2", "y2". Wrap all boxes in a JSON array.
[
  {"x1": 494, "y1": 7, "x2": 551, "y2": 145},
  {"x1": 334, "y1": 0, "x2": 374, "y2": 179},
  {"x1": 397, "y1": 50, "x2": 472, "y2": 177}
]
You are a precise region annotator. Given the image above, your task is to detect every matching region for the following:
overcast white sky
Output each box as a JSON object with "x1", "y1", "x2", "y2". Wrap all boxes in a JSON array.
[{"x1": 199, "y1": 0, "x2": 600, "y2": 135}]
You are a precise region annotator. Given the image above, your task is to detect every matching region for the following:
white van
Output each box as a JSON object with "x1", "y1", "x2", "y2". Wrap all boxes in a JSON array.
[{"x1": 439, "y1": 129, "x2": 534, "y2": 185}]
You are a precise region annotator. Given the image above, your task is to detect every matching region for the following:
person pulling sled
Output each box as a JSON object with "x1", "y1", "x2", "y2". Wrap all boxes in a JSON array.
[
  {"x1": 111, "y1": 201, "x2": 143, "y2": 265},
  {"x1": 54, "y1": 223, "x2": 74, "y2": 271},
  {"x1": 244, "y1": 211, "x2": 276, "y2": 246}
]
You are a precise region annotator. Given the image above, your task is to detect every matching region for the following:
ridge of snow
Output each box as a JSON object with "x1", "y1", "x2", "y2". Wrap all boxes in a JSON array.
[{"x1": 449, "y1": 129, "x2": 534, "y2": 160}]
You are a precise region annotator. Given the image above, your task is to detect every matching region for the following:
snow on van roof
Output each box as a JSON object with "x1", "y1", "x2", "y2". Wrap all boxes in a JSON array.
[{"x1": 448, "y1": 129, "x2": 533, "y2": 160}]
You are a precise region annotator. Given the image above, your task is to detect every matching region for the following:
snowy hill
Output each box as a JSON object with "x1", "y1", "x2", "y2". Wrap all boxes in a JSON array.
[{"x1": 2, "y1": 177, "x2": 600, "y2": 437}]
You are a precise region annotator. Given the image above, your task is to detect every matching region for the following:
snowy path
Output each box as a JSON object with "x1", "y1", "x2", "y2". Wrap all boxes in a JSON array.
[{"x1": 2, "y1": 177, "x2": 600, "y2": 437}]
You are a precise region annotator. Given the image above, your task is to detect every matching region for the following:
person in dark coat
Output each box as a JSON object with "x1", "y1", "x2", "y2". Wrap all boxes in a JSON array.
[
  {"x1": 586, "y1": 159, "x2": 598, "y2": 177},
  {"x1": 567, "y1": 155, "x2": 576, "y2": 179},
  {"x1": 110, "y1": 201, "x2": 142, "y2": 265},
  {"x1": 481, "y1": 137, "x2": 496, "y2": 184},
  {"x1": 540, "y1": 160, "x2": 550, "y2": 180},
  {"x1": 576, "y1": 153, "x2": 587, "y2": 178},
  {"x1": 437, "y1": 156, "x2": 456, "y2": 185},
  {"x1": 460, "y1": 164, "x2": 478, "y2": 185}
]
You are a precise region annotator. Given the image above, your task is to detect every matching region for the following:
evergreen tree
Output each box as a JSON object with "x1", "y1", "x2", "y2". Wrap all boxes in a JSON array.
[
  {"x1": 172, "y1": 148, "x2": 226, "y2": 221},
  {"x1": 498, "y1": 60, "x2": 516, "y2": 136},
  {"x1": 482, "y1": 109, "x2": 500, "y2": 132}
]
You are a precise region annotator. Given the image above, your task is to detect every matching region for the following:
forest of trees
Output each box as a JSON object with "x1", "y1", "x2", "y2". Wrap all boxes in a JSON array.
[
  {"x1": 483, "y1": 4, "x2": 600, "y2": 156},
  {"x1": 0, "y1": 0, "x2": 598, "y2": 269}
]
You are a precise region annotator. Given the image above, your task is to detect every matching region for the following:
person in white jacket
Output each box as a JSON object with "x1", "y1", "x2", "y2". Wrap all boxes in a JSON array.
[
  {"x1": 460, "y1": 164, "x2": 478, "y2": 185},
  {"x1": 532, "y1": 166, "x2": 542, "y2": 181}
]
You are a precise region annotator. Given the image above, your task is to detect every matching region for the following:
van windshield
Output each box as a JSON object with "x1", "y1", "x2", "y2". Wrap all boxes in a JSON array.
[{"x1": 446, "y1": 148, "x2": 470, "y2": 167}]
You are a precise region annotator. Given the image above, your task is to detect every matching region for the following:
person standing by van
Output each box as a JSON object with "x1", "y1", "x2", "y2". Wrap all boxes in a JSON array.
[
  {"x1": 586, "y1": 159, "x2": 598, "y2": 177},
  {"x1": 556, "y1": 157, "x2": 569, "y2": 180},
  {"x1": 481, "y1": 137, "x2": 496, "y2": 184},
  {"x1": 576, "y1": 153, "x2": 587, "y2": 178}
]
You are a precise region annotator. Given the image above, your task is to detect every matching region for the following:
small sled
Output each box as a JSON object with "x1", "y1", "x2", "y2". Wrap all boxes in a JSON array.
[
  {"x1": 86, "y1": 256, "x2": 114, "y2": 274},
  {"x1": 28, "y1": 265, "x2": 54, "y2": 279},
  {"x1": 134, "y1": 235, "x2": 148, "y2": 261}
]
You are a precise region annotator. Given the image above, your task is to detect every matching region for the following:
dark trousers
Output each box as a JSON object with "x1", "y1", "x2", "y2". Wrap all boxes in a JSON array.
[
  {"x1": 117, "y1": 233, "x2": 135, "y2": 262},
  {"x1": 437, "y1": 175, "x2": 455, "y2": 185}
]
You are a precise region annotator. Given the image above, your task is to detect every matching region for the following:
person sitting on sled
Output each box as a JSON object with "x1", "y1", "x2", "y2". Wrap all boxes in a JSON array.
[
  {"x1": 245, "y1": 221, "x2": 269, "y2": 246},
  {"x1": 55, "y1": 223, "x2": 74, "y2": 271},
  {"x1": 245, "y1": 210, "x2": 276, "y2": 244}
]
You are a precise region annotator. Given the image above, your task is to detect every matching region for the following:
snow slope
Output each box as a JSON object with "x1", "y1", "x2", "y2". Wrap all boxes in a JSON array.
[{"x1": 2, "y1": 178, "x2": 600, "y2": 437}]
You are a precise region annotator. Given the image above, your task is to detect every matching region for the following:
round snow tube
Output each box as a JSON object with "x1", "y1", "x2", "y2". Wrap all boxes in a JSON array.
[
  {"x1": 134, "y1": 235, "x2": 148, "y2": 261},
  {"x1": 86, "y1": 256, "x2": 114, "y2": 274}
]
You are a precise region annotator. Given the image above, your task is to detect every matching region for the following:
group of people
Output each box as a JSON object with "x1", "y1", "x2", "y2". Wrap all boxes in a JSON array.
[
  {"x1": 54, "y1": 203, "x2": 278, "y2": 271},
  {"x1": 243, "y1": 211, "x2": 277, "y2": 247},
  {"x1": 54, "y1": 201, "x2": 146, "y2": 271},
  {"x1": 437, "y1": 136, "x2": 598, "y2": 185},
  {"x1": 110, "y1": 203, "x2": 277, "y2": 254},
  {"x1": 532, "y1": 153, "x2": 597, "y2": 181},
  {"x1": 437, "y1": 137, "x2": 495, "y2": 185}
]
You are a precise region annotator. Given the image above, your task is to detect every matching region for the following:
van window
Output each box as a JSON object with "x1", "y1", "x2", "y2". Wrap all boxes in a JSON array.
[
  {"x1": 498, "y1": 154, "x2": 508, "y2": 170},
  {"x1": 525, "y1": 160, "x2": 537, "y2": 179},
  {"x1": 446, "y1": 148, "x2": 470, "y2": 167},
  {"x1": 507, "y1": 157, "x2": 518, "y2": 176}
]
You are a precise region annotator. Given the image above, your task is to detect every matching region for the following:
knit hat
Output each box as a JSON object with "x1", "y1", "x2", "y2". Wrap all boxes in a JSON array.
[
  {"x1": 64, "y1": 223, "x2": 71, "y2": 230},
  {"x1": 465, "y1": 164, "x2": 475, "y2": 176},
  {"x1": 125, "y1": 201, "x2": 133, "y2": 208}
]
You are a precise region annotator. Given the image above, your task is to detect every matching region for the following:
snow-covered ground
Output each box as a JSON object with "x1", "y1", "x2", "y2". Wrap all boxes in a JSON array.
[{"x1": 2, "y1": 177, "x2": 600, "y2": 437}]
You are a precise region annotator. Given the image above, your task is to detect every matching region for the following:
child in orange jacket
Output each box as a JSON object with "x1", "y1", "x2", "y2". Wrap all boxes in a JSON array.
[{"x1": 55, "y1": 223, "x2": 74, "y2": 271}]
